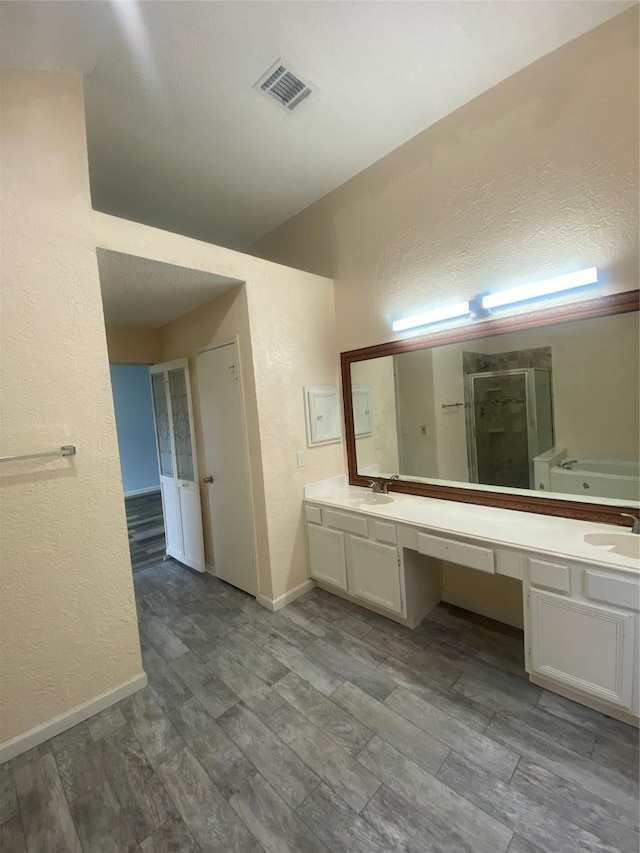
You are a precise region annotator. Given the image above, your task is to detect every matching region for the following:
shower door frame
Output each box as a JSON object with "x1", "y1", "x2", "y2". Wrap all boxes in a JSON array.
[{"x1": 465, "y1": 368, "x2": 543, "y2": 489}]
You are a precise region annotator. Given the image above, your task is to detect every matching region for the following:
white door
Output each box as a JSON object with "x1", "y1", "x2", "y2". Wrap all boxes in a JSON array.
[
  {"x1": 197, "y1": 342, "x2": 256, "y2": 595},
  {"x1": 149, "y1": 360, "x2": 205, "y2": 573}
]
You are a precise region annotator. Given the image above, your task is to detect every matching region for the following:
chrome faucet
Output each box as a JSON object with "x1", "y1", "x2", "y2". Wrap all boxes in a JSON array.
[
  {"x1": 621, "y1": 513, "x2": 640, "y2": 534},
  {"x1": 368, "y1": 475, "x2": 400, "y2": 495},
  {"x1": 558, "y1": 459, "x2": 578, "y2": 470}
]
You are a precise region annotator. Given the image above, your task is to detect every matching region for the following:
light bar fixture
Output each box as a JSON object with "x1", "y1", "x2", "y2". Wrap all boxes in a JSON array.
[
  {"x1": 392, "y1": 300, "x2": 470, "y2": 333},
  {"x1": 391, "y1": 267, "x2": 599, "y2": 334},
  {"x1": 481, "y1": 267, "x2": 598, "y2": 311}
]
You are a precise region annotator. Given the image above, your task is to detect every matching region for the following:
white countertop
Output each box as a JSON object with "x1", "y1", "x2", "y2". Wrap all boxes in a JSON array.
[{"x1": 304, "y1": 478, "x2": 640, "y2": 574}]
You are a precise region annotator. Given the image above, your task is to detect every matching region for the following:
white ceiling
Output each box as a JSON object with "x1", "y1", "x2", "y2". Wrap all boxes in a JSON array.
[
  {"x1": 1, "y1": 1, "x2": 635, "y2": 249},
  {"x1": 97, "y1": 249, "x2": 240, "y2": 328}
]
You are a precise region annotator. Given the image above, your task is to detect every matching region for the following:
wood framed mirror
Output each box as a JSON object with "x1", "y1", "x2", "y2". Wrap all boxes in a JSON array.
[{"x1": 341, "y1": 290, "x2": 640, "y2": 525}]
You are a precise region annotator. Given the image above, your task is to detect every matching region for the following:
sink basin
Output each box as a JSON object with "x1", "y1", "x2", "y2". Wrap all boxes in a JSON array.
[
  {"x1": 344, "y1": 493, "x2": 395, "y2": 506},
  {"x1": 583, "y1": 533, "x2": 640, "y2": 561}
]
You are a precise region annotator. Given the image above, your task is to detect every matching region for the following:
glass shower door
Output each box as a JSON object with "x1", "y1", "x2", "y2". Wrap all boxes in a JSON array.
[{"x1": 469, "y1": 370, "x2": 530, "y2": 489}]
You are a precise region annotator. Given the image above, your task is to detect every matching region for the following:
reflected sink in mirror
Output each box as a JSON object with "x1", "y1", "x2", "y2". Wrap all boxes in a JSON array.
[{"x1": 583, "y1": 533, "x2": 640, "y2": 561}]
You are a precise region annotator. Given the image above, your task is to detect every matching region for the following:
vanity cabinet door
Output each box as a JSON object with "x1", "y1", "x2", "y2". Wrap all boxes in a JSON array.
[
  {"x1": 307, "y1": 524, "x2": 347, "y2": 591},
  {"x1": 529, "y1": 588, "x2": 635, "y2": 710},
  {"x1": 346, "y1": 536, "x2": 402, "y2": 615}
]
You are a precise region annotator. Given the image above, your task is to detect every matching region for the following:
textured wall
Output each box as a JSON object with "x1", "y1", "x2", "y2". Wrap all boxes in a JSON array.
[
  {"x1": 110, "y1": 365, "x2": 160, "y2": 495},
  {"x1": 93, "y1": 213, "x2": 343, "y2": 603},
  {"x1": 162, "y1": 286, "x2": 265, "y2": 578},
  {"x1": 0, "y1": 72, "x2": 143, "y2": 746},
  {"x1": 252, "y1": 9, "x2": 639, "y2": 354},
  {"x1": 251, "y1": 9, "x2": 639, "y2": 623},
  {"x1": 106, "y1": 324, "x2": 163, "y2": 364}
]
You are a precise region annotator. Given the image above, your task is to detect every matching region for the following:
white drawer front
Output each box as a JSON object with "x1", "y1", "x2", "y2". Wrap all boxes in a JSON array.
[
  {"x1": 495, "y1": 548, "x2": 523, "y2": 580},
  {"x1": 584, "y1": 570, "x2": 640, "y2": 612},
  {"x1": 417, "y1": 533, "x2": 494, "y2": 574},
  {"x1": 305, "y1": 504, "x2": 322, "y2": 525},
  {"x1": 323, "y1": 508, "x2": 369, "y2": 537},
  {"x1": 417, "y1": 533, "x2": 449, "y2": 561},
  {"x1": 528, "y1": 558, "x2": 570, "y2": 593},
  {"x1": 371, "y1": 520, "x2": 397, "y2": 545}
]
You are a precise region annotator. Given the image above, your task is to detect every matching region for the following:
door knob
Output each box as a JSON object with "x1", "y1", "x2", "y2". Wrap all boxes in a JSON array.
[{"x1": 203, "y1": 475, "x2": 214, "y2": 483}]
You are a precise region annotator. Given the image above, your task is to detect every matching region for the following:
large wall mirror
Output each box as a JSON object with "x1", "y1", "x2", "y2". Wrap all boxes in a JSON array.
[{"x1": 341, "y1": 291, "x2": 639, "y2": 524}]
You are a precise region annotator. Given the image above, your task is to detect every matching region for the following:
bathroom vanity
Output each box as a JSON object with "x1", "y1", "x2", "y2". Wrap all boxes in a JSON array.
[{"x1": 304, "y1": 479, "x2": 640, "y2": 724}]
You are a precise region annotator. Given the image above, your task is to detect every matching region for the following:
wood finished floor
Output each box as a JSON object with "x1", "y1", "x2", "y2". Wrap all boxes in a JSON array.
[
  {"x1": 2, "y1": 561, "x2": 639, "y2": 852},
  {"x1": 125, "y1": 492, "x2": 166, "y2": 573}
]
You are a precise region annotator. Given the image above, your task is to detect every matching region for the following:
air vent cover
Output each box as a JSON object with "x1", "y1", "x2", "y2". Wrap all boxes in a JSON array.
[{"x1": 255, "y1": 60, "x2": 314, "y2": 112}]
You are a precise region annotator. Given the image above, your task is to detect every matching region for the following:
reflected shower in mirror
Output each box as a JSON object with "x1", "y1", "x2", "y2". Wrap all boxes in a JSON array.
[{"x1": 350, "y1": 310, "x2": 640, "y2": 504}]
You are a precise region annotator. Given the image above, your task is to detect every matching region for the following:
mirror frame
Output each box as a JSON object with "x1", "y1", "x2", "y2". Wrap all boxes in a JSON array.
[{"x1": 341, "y1": 289, "x2": 640, "y2": 526}]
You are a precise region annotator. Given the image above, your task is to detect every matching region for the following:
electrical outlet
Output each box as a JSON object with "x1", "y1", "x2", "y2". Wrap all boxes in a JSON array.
[{"x1": 296, "y1": 451, "x2": 305, "y2": 468}]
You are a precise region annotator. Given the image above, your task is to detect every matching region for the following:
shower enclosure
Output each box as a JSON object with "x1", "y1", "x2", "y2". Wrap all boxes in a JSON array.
[{"x1": 465, "y1": 368, "x2": 554, "y2": 489}]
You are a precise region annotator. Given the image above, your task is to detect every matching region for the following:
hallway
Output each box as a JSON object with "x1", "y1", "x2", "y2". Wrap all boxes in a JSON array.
[
  {"x1": 125, "y1": 492, "x2": 165, "y2": 572},
  {"x1": 1, "y1": 562, "x2": 638, "y2": 852}
]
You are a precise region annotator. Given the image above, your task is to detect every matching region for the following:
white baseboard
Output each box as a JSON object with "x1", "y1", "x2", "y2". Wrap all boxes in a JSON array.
[
  {"x1": 258, "y1": 579, "x2": 315, "y2": 612},
  {"x1": 205, "y1": 563, "x2": 216, "y2": 576},
  {"x1": 0, "y1": 671, "x2": 147, "y2": 764},
  {"x1": 440, "y1": 591, "x2": 524, "y2": 630},
  {"x1": 124, "y1": 486, "x2": 161, "y2": 498}
]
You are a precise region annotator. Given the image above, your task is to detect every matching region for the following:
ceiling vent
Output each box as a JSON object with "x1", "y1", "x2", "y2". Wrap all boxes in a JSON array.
[{"x1": 254, "y1": 60, "x2": 314, "y2": 113}]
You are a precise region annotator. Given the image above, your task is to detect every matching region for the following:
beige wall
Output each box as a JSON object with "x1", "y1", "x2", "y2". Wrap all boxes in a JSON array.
[
  {"x1": 106, "y1": 324, "x2": 163, "y2": 364},
  {"x1": 352, "y1": 356, "x2": 400, "y2": 476},
  {"x1": 252, "y1": 8, "x2": 639, "y2": 355},
  {"x1": 92, "y1": 213, "x2": 343, "y2": 604},
  {"x1": 252, "y1": 9, "x2": 639, "y2": 628},
  {"x1": 395, "y1": 349, "x2": 438, "y2": 479},
  {"x1": 484, "y1": 313, "x2": 640, "y2": 457},
  {"x1": 161, "y1": 286, "x2": 268, "y2": 583},
  {"x1": 0, "y1": 72, "x2": 143, "y2": 749}
]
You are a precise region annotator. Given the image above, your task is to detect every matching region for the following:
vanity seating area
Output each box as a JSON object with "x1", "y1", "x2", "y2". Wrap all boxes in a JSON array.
[{"x1": 305, "y1": 478, "x2": 640, "y2": 725}]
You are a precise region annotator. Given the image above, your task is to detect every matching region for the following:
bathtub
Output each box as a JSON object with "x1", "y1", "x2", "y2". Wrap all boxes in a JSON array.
[{"x1": 549, "y1": 456, "x2": 640, "y2": 502}]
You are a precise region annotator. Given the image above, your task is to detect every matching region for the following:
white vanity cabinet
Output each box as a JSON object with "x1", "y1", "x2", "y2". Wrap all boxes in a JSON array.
[
  {"x1": 305, "y1": 503, "x2": 404, "y2": 616},
  {"x1": 304, "y1": 491, "x2": 639, "y2": 724},
  {"x1": 524, "y1": 558, "x2": 639, "y2": 715},
  {"x1": 306, "y1": 523, "x2": 348, "y2": 591},
  {"x1": 346, "y1": 536, "x2": 402, "y2": 613}
]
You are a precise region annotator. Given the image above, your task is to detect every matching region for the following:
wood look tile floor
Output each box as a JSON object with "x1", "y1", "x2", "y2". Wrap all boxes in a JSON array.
[
  {"x1": 3, "y1": 561, "x2": 639, "y2": 852},
  {"x1": 125, "y1": 492, "x2": 166, "y2": 573}
]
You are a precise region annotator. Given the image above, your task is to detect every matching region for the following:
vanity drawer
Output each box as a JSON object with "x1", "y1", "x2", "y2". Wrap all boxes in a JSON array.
[
  {"x1": 495, "y1": 548, "x2": 523, "y2": 580},
  {"x1": 323, "y1": 508, "x2": 369, "y2": 537},
  {"x1": 305, "y1": 504, "x2": 322, "y2": 525},
  {"x1": 528, "y1": 558, "x2": 570, "y2": 593},
  {"x1": 370, "y1": 520, "x2": 397, "y2": 545},
  {"x1": 417, "y1": 533, "x2": 494, "y2": 574},
  {"x1": 584, "y1": 570, "x2": 640, "y2": 612}
]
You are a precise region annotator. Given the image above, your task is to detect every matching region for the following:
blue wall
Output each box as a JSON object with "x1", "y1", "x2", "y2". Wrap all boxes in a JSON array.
[{"x1": 110, "y1": 364, "x2": 160, "y2": 495}]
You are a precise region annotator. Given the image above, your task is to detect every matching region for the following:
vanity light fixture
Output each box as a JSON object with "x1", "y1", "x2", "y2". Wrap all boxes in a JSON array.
[
  {"x1": 481, "y1": 267, "x2": 599, "y2": 311},
  {"x1": 391, "y1": 267, "x2": 599, "y2": 333},
  {"x1": 392, "y1": 300, "x2": 471, "y2": 332}
]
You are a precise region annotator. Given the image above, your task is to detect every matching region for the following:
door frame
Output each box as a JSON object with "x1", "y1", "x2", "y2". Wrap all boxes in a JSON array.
[{"x1": 196, "y1": 336, "x2": 259, "y2": 593}]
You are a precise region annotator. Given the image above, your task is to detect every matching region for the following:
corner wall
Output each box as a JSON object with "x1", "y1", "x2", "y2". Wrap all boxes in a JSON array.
[
  {"x1": 251, "y1": 9, "x2": 639, "y2": 628},
  {"x1": 106, "y1": 324, "x2": 163, "y2": 364},
  {"x1": 252, "y1": 9, "x2": 639, "y2": 351},
  {"x1": 0, "y1": 72, "x2": 143, "y2": 753},
  {"x1": 92, "y1": 213, "x2": 343, "y2": 606}
]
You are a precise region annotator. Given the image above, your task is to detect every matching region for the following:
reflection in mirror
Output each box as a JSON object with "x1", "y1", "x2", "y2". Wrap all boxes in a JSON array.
[{"x1": 351, "y1": 311, "x2": 639, "y2": 504}]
